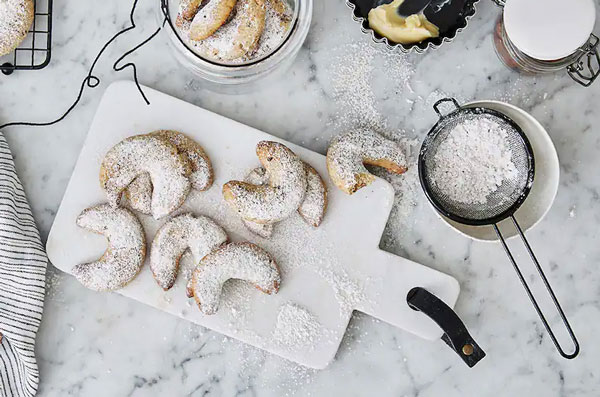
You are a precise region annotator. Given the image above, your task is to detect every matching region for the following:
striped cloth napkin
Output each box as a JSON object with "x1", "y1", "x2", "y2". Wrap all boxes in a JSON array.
[{"x1": 0, "y1": 132, "x2": 47, "y2": 397}]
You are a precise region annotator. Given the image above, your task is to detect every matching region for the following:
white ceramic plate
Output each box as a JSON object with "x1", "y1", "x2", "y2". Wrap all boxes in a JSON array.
[{"x1": 435, "y1": 100, "x2": 560, "y2": 242}]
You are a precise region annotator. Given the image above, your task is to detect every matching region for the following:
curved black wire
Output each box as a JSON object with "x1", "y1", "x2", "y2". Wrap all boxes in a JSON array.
[{"x1": 0, "y1": 0, "x2": 165, "y2": 131}]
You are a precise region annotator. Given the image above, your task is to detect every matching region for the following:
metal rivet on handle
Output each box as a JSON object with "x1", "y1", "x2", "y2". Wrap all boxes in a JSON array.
[{"x1": 462, "y1": 344, "x2": 474, "y2": 356}]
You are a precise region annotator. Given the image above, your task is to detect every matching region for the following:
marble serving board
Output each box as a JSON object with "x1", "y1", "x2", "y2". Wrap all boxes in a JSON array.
[{"x1": 46, "y1": 80, "x2": 460, "y2": 369}]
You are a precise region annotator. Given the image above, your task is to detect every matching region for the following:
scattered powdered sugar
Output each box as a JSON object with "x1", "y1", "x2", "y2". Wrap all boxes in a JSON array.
[
  {"x1": 273, "y1": 303, "x2": 321, "y2": 351},
  {"x1": 429, "y1": 114, "x2": 520, "y2": 205},
  {"x1": 263, "y1": 215, "x2": 370, "y2": 315},
  {"x1": 328, "y1": 41, "x2": 415, "y2": 133},
  {"x1": 178, "y1": 0, "x2": 292, "y2": 65},
  {"x1": 326, "y1": 41, "x2": 421, "y2": 236},
  {"x1": 314, "y1": 265, "x2": 367, "y2": 315},
  {"x1": 0, "y1": 0, "x2": 31, "y2": 56},
  {"x1": 220, "y1": 278, "x2": 261, "y2": 331},
  {"x1": 188, "y1": 181, "x2": 371, "y2": 319},
  {"x1": 372, "y1": 138, "x2": 420, "y2": 243}
]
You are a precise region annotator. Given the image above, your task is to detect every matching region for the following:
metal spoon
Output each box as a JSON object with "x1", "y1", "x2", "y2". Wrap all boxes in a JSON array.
[{"x1": 396, "y1": 0, "x2": 450, "y2": 17}]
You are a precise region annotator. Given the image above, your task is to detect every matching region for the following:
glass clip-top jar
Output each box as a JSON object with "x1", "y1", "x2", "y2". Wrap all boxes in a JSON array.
[{"x1": 493, "y1": 0, "x2": 599, "y2": 87}]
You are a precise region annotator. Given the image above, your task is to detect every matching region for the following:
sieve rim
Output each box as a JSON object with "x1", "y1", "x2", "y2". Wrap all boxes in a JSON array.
[{"x1": 418, "y1": 98, "x2": 536, "y2": 227}]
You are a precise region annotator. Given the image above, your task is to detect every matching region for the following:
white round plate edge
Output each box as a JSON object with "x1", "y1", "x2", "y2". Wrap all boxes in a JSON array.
[{"x1": 434, "y1": 100, "x2": 560, "y2": 242}]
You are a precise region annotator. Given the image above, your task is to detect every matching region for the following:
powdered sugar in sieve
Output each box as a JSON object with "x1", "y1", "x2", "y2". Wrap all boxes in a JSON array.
[
  {"x1": 420, "y1": 102, "x2": 534, "y2": 224},
  {"x1": 429, "y1": 113, "x2": 521, "y2": 206}
]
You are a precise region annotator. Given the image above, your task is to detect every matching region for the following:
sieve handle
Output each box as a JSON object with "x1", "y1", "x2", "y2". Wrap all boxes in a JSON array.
[
  {"x1": 494, "y1": 217, "x2": 580, "y2": 359},
  {"x1": 407, "y1": 287, "x2": 486, "y2": 367},
  {"x1": 433, "y1": 98, "x2": 461, "y2": 118}
]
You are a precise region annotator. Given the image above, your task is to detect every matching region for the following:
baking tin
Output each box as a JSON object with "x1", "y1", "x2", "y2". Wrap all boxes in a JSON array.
[{"x1": 344, "y1": 0, "x2": 480, "y2": 53}]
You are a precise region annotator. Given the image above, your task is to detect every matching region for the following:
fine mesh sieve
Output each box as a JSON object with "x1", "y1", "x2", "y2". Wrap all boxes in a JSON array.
[
  {"x1": 418, "y1": 98, "x2": 579, "y2": 359},
  {"x1": 420, "y1": 100, "x2": 534, "y2": 224}
]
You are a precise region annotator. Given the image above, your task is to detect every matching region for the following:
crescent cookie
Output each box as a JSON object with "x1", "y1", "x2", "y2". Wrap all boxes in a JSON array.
[
  {"x1": 72, "y1": 204, "x2": 146, "y2": 291},
  {"x1": 123, "y1": 173, "x2": 153, "y2": 215},
  {"x1": 242, "y1": 163, "x2": 327, "y2": 237},
  {"x1": 176, "y1": 0, "x2": 203, "y2": 28},
  {"x1": 0, "y1": 0, "x2": 34, "y2": 57},
  {"x1": 189, "y1": 0, "x2": 238, "y2": 41},
  {"x1": 196, "y1": 0, "x2": 266, "y2": 61},
  {"x1": 223, "y1": 141, "x2": 307, "y2": 224},
  {"x1": 100, "y1": 134, "x2": 192, "y2": 220},
  {"x1": 327, "y1": 130, "x2": 407, "y2": 194},
  {"x1": 150, "y1": 213, "x2": 228, "y2": 290},
  {"x1": 188, "y1": 242, "x2": 280, "y2": 315},
  {"x1": 124, "y1": 130, "x2": 214, "y2": 215},
  {"x1": 298, "y1": 163, "x2": 328, "y2": 227}
]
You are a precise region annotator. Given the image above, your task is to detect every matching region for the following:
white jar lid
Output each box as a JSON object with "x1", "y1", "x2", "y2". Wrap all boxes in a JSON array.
[{"x1": 504, "y1": 0, "x2": 596, "y2": 61}]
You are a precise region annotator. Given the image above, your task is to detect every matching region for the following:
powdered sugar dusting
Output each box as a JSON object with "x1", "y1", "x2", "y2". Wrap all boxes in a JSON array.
[
  {"x1": 100, "y1": 134, "x2": 191, "y2": 220},
  {"x1": 327, "y1": 130, "x2": 407, "y2": 194},
  {"x1": 150, "y1": 213, "x2": 228, "y2": 290},
  {"x1": 296, "y1": 164, "x2": 327, "y2": 227},
  {"x1": 124, "y1": 131, "x2": 213, "y2": 215},
  {"x1": 156, "y1": 130, "x2": 214, "y2": 191},
  {"x1": 224, "y1": 142, "x2": 307, "y2": 223},
  {"x1": 0, "y1": 0, "x2": 32, "y2": 56},
  {"x1": 241, "y1": 162, "x2": 326, "y2": 236},
  {"x1": 187, "y1": 181, "x2": 372, "y2": 318},
  {"x1": 273, "y1": 303, "x2": 322, "y2": 351},
  {"x1": 261, "y1": 215, "x2": 370, "y2": 315},
  {"x1": 73, "y1": 204, "x2": 146, "y2": 291},
  {"x1": 328, "y1": 42, "x2": 415, "y2": 133},
  {"x1": 189, "y1": 242, "x2": 281, "y2": 315},
  {"x1": 241, "y1": 167, "x2": 275, "y2": 237},
  {"x1": 429, "y1": 114, "x2": 520, "y2": 205}
]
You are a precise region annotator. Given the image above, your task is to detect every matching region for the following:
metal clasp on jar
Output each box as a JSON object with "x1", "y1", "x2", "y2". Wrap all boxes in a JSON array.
[{"x1": 567, "y1": 34, "x2": 600, "y2": 87}]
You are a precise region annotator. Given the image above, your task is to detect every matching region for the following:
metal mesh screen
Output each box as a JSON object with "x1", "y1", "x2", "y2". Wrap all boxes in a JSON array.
[{"x1": 421, "y1": 111, "x2": 533, "y2": 223}]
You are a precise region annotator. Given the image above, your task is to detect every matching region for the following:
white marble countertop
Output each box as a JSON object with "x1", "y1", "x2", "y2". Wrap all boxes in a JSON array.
[{"x1": 1, "y1": 0, "x2": 600, "y2": 395}]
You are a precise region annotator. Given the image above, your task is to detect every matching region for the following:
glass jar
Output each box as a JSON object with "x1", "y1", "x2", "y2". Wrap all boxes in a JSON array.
[
  {"x1": 492, "y1": 0, "x2": 599, "y2": 87},
  {"x1": 157, "y1": 0, "x2": 312, "y2": 91}
]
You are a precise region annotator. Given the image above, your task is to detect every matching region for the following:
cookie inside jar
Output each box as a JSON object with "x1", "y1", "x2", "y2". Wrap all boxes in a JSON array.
[{"x1": 175, "y1": 0, "x2": 295, "y2": 65}]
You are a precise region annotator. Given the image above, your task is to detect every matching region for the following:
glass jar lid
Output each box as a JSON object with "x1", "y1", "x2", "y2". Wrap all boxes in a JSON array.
[{"x1": 504, "y1": 0, "x2": 596, "y2": 61}]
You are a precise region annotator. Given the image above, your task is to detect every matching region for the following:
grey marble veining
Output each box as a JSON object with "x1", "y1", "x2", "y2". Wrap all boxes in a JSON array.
[{"x1": 1, "y1": 0, "x2": 599, "y2": 395}]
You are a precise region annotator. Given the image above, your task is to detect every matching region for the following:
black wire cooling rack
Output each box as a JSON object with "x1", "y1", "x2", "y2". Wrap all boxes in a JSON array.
[{"x1": 1, "y1": 0, "x2": 53, "y2": 75}]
